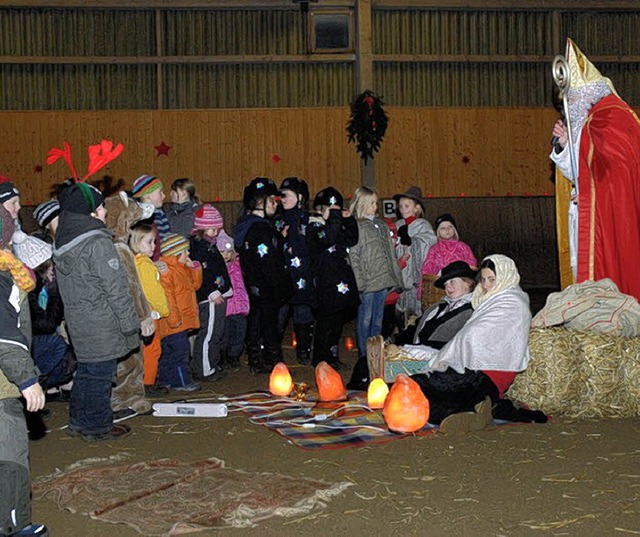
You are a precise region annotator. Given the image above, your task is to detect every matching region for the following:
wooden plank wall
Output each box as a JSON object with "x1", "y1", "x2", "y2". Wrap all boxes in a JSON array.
[{"x1": 0, "y1": 107, "x2": 559, "y2": 204}]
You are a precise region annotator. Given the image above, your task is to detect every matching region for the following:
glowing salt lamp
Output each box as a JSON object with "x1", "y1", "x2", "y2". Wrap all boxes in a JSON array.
[
  {"x1": 344, "y1": 336, "x2": 355, "y2": 351},
  {"x1": 315, "y1": 361, "x2": 347, "y2": 402},
  {"x1": 383, "y1": 374, "x2": 430, "y2": 433},
  {"x1": 269, "y1": 362, "x2": 294, "y2": 397},
  {"x1": 367, "y1": 378, "x2": 389, "y2": 409}
]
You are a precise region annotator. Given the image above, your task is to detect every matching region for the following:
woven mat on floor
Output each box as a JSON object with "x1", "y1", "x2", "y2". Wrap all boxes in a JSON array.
[
  {"x1": 237, "y1": 391, "x2": 437, "y2": 450},
  {"x1": 34, "y1": 457, "x2": 351, "y2": 535}
]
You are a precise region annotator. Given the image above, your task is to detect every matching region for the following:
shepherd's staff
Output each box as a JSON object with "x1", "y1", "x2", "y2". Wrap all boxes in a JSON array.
[{"x1": 552, "y1": 54, "x2": 579, "y2": 180}]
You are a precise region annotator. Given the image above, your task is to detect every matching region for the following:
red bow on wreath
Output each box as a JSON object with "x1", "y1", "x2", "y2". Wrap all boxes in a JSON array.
[{"x1": 346, "y1": 90, "x2": 389, "y2": 163}]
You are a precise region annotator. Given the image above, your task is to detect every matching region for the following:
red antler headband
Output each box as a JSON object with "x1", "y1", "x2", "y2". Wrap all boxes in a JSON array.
[{"x1": 47, "y1": 139, "x2": 124, "y2": 182}]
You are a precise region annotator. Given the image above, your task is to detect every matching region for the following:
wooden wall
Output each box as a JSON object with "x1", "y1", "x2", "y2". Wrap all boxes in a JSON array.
[{"x1": 0, "y1": 107, "x2": 558, "y2": 204}]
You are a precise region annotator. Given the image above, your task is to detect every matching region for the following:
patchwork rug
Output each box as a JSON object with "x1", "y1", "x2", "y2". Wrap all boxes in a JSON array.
[
  {"x1": 33, "y1": 457, "x2": 352, "y2": 535},
  {"x1": 237, "y1": 391, "x2": 437, "y2": 450}
]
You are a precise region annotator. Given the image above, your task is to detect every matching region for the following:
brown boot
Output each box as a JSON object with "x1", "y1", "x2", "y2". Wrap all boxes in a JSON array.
[
  {"x1": 366, "y1": 335, "x2": 385, "y2": 380},
  {"x1": 475, "y1": 396, "x2": 493, "y2": 427},
  {"x1": 439, "y1": 397, "x2": 492, "y2": 435}
]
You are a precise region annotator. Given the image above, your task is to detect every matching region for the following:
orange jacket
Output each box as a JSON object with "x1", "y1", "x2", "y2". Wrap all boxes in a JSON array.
[{"x1": 157, "y1": 256, "x2": 203, "y2": 338}]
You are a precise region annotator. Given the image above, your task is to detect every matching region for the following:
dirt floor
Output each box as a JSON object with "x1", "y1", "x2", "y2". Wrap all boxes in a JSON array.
[{"x1": 29, "y1": 322, "x2": 640, "y2": 537}]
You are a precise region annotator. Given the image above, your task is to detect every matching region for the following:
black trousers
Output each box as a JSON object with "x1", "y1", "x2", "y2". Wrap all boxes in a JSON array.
[
  {"x1": 412, "y1": 368, "x2": 547, "y2": 425},
  {"x1": 313, "y1": 310, "x2": 346, "y2": 366},
  {"x1": 245, "y1": 301, "x2": 283, "y2": 368}
]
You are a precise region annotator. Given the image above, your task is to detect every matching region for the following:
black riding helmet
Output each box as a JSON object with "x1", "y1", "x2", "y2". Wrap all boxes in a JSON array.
[
  {"x1": 313, "y1": 186, "x2": 344, "y2": 209},
  {"x1": 279, "y1": 176, "x2": 310, "y2": 206},
  {"x1": 243, "y1": 177, "x2": 279, "y2": 211}
]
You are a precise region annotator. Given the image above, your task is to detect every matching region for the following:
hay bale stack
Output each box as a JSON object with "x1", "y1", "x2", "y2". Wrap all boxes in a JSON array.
[{"x1": 507, "y1": 327, "x2": 640, "y2": 418}]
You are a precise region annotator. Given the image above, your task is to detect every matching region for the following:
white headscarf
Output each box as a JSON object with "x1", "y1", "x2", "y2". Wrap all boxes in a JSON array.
[{"x1": 472, "y1": 254, "x2": 521, "y2": 309}]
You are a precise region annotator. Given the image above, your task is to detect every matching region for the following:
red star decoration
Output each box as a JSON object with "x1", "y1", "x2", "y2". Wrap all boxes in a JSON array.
[
  {"x1": 272, "y1": 154, "x2": 281, "y2": 164},
  {"x1": 154, "y1": 141, "x2": 171, "y2": 157},
  {"x1": 34, "y1": 164, "x2": 43, "y2": 173}
]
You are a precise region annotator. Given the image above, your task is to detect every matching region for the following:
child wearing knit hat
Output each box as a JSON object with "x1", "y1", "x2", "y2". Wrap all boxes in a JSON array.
[
  {"x1": 189, "y1": 204, "x2": 232, "y2": 381},
  {"x1": 0, "y1": 176, "x2": 20, "y2": 221},
  {"x1": 216, "y1": 231, "x2": 249, "y2": 370},
  {"x1": 53, "y1": 181, "x2": 139, "y2": 442},
  {"x1": 33, "y1": 199, "x2": 61, "y2": 239},
  {"x1": 156, "y1": 233, "x2": 203, "y2": 390},
  {"x1": 131, "y1": 174, "x2": 170, "y2": 260},
  {"x1": 419, "y1": 213, "x2": 477, "y2": 309}
]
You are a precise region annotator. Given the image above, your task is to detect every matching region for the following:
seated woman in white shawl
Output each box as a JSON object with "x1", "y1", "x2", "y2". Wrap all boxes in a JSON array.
[{"x1": 401, "y1": 254, "x2": 547, "y2": 427}]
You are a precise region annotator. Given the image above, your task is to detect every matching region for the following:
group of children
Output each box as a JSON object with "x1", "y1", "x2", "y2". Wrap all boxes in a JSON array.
[{"x1": 0, "y1": 171, "x2": 482, "y2": 536}]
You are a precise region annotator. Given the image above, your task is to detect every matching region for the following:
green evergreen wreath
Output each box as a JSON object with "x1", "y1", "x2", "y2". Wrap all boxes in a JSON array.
[{"x1": 346, "y1": 90, "x2": 389, "y2": 163}]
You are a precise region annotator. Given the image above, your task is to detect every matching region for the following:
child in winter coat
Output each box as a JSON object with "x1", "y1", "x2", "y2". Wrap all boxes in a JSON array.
[
  {"x1": 307, "y1": 187, "x2": 359, "y2": 369},
  {"x1": 0, "y1": 204, "x2": 47, "y2": 537},
  {"x1": 11, "y1": 229, "x2": 75, "y2": 396},
  {"x1": 276, "y1": 177, "x2": 315, "y2": 365},
  {"x1": 189, "y1": 204, "x2": 232, "y2": 381},
  {"x1": 166, "y1": 178, "x2": 201, "y2": 238},
  {"x1": 348, "y1": 186, "x2": 402, "y2": 372},
  {"x1": 419, "y1": 213, "x2": 477, "y2": 307},
  {"x1": 216, "y1": 231, "x2": 249, "y2": 370},
  {"x1": 157, "y1": 233, "x2": 203, "y2": 391},
  {"x1": 235, "y1": 177, "x2": 293, "y2": 374},
  {"x1": 131, "y1": 174, "x2": 170, "y2": 260},
  {"x1": 130, "y1": 223, "x2": 171, "y2": 388},
  {"x1": 393, "y1": 186, "x2": 437, "y2": 323},
  {"x1": 54, "y1": 182, "x2": 139, "y2": 442}
]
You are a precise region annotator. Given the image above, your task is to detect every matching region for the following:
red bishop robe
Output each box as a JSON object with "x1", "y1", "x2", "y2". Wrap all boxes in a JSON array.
[{"x1": 575, "y1": 93, "x2": 640, "y2": 301}]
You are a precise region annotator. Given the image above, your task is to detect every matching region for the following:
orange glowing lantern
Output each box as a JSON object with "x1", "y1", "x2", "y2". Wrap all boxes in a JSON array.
[
  {"x1": 291, "y1": 333, "x2": 297, "y2": 348},
  {"x1": 367, "y1": 378, "x2": 389, "y2": 409},
  {"x1": 269, "y1": 362, "x2": 294, "y2": 397},
  {"x1": 383, "y1": 374, "x2": 430, "y2": 433},
  {"x1": 344, "y1": 337, "x2": 355, "y2": 351},
  {"x1": 315, "y1": 361, "x2": 347, "y2": 402}
]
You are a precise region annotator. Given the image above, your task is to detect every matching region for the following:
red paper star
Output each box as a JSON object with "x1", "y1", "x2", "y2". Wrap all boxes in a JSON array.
[
  {"x1": 34, "y1": 164, "x2": 43, "y2": 173},
  {"x1": 154, "y1": 141, "x2": 171, "y2": 157},
  {"x1": 272, "y1": 154, "x2": 281, "y2": 164}
]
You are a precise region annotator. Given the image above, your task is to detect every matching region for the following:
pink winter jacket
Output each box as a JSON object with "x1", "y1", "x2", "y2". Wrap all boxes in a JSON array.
[{"x1": 225, "y1": 257, "x2": 250, "y2": 317}]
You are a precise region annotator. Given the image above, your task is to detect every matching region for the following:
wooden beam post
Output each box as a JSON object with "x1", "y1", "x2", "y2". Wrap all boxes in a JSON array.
[{"x1": 356, "y1": 0, "x2": 375, "y2": 188}]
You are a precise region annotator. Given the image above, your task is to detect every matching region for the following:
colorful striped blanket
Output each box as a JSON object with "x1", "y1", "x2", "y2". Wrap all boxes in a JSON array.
[{"x1": 237, "y1": 391, "x2": 437, "y2": 450}]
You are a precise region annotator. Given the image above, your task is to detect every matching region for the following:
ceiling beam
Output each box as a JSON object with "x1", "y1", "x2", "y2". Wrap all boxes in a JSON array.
[
  {"x1": 373, "y1": 0, "x2": 640, "y2": 10},
  {"x1": 1, "y1": 0, "x2": 638, "y2": 9},
  {"x1": 0, "y1": 0, "x2": 354, "y2": 7}
]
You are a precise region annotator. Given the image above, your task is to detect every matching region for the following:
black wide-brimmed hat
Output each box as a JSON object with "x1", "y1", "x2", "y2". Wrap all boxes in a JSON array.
[
  {"x1": 434, "y1": 260, "x2": 477, "y2": 289},
  {"x1": 393, "y1": 186, "x2": 426, "y2": 215}
]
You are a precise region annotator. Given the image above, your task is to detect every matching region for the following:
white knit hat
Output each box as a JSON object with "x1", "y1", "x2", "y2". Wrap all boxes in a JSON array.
[{"x1": 12, "y1": 229, "x2": 52, "y2": 269}]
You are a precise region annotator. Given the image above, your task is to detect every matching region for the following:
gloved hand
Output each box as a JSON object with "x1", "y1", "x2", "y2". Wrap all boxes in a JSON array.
[
  {"x1": 140, "y1": 316, "x2": 156, "y2": 338},
  {"x1": 397, "y1": 225, "x2": 411, "y2": 246}
]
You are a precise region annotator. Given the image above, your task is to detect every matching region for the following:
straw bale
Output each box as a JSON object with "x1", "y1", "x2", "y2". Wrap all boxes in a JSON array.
[{"x1": 508, "y1": 327, "x2": 640, "y2": 418}]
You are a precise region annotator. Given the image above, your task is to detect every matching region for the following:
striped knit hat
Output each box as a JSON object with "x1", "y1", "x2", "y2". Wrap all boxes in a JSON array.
[
  {"x1": 0, "y1": 176, "x2": 19, "y2": 204},
  {"x1": 131, "y1": 174, "x2": 163, "y2": 198},
  {"x1": 160, "y1": 233, "x2": 190, "y2": 257},
  {"x1": 192, "y1": 204, "x2": 223, "y2": 232},
  {"x1": 33, "y1": 199, "x2": 61, "y2": 228}
]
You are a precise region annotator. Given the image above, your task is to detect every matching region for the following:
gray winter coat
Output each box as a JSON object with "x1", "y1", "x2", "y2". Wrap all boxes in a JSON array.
[
  {"x1": 395, "y1": 217, "x2": 437, "y2": 315},
  {"x1": 349, "y1": 217, "x2": 403, "y2": 294},
  {"x1": 53, "y1": 213, "x2": 140, "y2": 362}
]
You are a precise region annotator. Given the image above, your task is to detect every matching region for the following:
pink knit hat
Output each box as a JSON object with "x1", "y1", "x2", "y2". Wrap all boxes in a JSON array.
[{"x1": 192, "y1": 204, "x2": 223, "y2": 233}]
